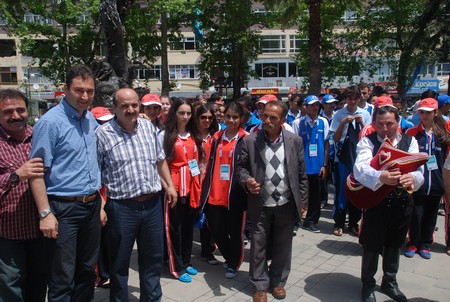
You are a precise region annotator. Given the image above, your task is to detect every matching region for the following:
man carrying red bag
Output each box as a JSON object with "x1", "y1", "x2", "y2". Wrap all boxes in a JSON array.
[{"x1": 353, "y1": 104, "x2": 424, "y2": 302}]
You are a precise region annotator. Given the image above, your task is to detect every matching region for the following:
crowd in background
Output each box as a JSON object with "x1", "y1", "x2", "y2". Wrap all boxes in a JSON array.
[{"x1": 1, "y1": 64, "x2": 450, "y2": 302}]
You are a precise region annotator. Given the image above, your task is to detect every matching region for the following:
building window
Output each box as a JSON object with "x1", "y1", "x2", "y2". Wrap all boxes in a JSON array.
[
  {"x1": 0, "y1": 67, "x2": 18, "y2": 85},
  {"x1": 169, "y1": 37, "x2": 196, "y2": 51},
  {"x1": 0, "y1": 40, "x2": 16, "y2": 57},
  {"x1": 169, "y1": 65, "x2": 199, "y2": 79},
  {"x1": 255, "y1": 62, "x2": 287, "y2": 78},
  {"x1": 288, "y1": 63, "x2": 305, "y2": 77},
  {"x1": 252, "y1": 8, "x2": 267, "y2": 15},
  {"x1": 341, "y1": 10, "x2": 357, "y2": 22},
  {"x1": 24, "y1": 13, "x2": 52, "y2": 25},
  {"x1": 136, "y1": 66, "x2": 161, "y2": 80},
  {"x1": 289, "y1": 35, "x2": 307, "y2": 53},
  {"x1": 261, "y1": 35, "x2": 286, "y2": 53}
]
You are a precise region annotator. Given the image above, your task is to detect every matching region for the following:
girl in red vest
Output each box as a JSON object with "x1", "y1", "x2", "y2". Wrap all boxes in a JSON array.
[
  {"x1": 160, "y1": 98, "x2": 204, "y2": 283},
  {"x1": 200, "y1": 102, "x2": 249, "y2": 279}
]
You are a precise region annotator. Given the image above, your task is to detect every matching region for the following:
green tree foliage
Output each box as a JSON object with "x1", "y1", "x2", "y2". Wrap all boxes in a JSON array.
[
  {"x1": 194, "y1": 0, "x2": 277, "y2": 100},
  {"x1": 345, "y1": 0, "x2": 450, "y2": 98},
  {"x1": 124, "y1": 0, "x2": 189, "y2": 96},
  {"x1": 1, "y1": 0, "x2": 101, "y2": 85},
  {"x1": 263, "y1": 0, "x2": 363, "y2": 94}
]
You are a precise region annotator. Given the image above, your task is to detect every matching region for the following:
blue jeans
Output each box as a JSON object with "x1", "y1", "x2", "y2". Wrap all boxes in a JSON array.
[
  {"x1": 0, "y1": 237, "x2": 50, "y2": 302},
  {"x1": 106, "y1": 195, "x2": 164, "y2": 302},
  {"x1": 47, "y1": 196, "x2": 101, "y2": 302}
]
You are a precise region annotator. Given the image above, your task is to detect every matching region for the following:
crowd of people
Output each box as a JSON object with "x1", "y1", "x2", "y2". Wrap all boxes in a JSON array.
[{"x1": 1, "y1": 64, "x2": 449, "y2": 302}]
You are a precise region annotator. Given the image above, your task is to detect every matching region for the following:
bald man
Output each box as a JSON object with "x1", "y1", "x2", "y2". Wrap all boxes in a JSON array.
[{"x1": 96, "y1": 88, "x2": 177, "y2": 301}]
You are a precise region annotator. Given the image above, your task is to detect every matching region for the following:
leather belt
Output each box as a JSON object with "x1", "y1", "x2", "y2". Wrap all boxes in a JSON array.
[
  {"x1": 133, "y1": 193, "x2": 158, "y2": 202},
  {"x1": 52, "y1": 193, "x2": 98, "y2": 203}
]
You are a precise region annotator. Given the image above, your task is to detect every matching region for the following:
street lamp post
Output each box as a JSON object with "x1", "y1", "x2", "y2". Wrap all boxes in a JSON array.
[{"x1": 224, "y1": 71, "x2": 229, "y2": 99}]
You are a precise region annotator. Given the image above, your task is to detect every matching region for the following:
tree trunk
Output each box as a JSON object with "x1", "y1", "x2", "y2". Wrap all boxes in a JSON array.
[
  {"x1": 160, "y1": 11, "x2": 170, "y2": 96},
  {"x1": 396, "y1": 53, "x2": 408, "y2": 100},
  {"x1": 308, "y1": 0, "x2": 322, "y2": 95},
  {"x1": 232, "y1": 42, "x2": 243, "y2": 100},
  {"x1": 101, "y1": 0, "x2": 128, "y2": 85}
]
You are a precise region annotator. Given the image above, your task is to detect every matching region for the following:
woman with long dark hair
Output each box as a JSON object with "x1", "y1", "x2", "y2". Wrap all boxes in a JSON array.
[
  {"x1": 200, "y1": 102, "x2": 248, "y2": 279},
  {"x1": 159, "y1": 98, "x2": 204, "y2": 282},
  {"x1": 196, "y1": 104, "x2": 220, "y2": 265}
]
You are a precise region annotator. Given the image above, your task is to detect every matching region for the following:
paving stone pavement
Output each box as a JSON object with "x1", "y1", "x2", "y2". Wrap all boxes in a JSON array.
[{"x1": 93, "y1": 202, "x2": 450, "y2": 302}]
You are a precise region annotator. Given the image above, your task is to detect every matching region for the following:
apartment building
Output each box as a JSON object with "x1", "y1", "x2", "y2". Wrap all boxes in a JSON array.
[{"x1": 0, "y1": 7, "x2": 447, "y2": 107}]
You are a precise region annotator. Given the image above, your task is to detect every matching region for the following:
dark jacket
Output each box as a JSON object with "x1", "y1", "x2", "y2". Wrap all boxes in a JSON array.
[
  {"x1": 200, "y1": 128, "x2": 248, "y2": 212},
  {"x1": 406, "y1": 124, "x2": 446, "y2": 196},
  {"x1": 235, "y1": 128, "x2": 309, "y2": 225}
]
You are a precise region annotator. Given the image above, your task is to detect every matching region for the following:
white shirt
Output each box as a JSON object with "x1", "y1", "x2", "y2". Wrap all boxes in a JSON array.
[
  {"x1": 354, "y1": 132, "x2": 424, "y2": 192},
  {"x1": 330, "y1": 107, "x2": 372, "y2": 143}
]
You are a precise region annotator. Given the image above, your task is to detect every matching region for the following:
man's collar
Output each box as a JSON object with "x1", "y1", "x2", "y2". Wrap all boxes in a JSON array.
[
  {"x1": 61, "y1": 98, "x2": 86, "y2": 119},
  {"x1": 263, "y1": 128, "x2": 283, "y2": 144},
  {"x1": 110, "y1": 116, "x2": 139, "y2": 133}
]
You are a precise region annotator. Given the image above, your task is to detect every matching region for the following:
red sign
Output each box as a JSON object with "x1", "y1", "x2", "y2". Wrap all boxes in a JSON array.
[{"x1": 251, "y1": 88, "x2": 279, "y2": 95}]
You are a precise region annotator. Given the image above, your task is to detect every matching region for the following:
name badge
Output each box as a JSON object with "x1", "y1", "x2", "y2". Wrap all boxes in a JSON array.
[
  {"x1": 220, "y1": 164, "x2": 230, "y2": 180},
  {"x1": 426, "y1": 155, "x2": 438, "y2": 171},
  {"x1": 188, "y1": 159, "x2": 201, "y2": 176},
  {"x1": 309, "y1": 144, "x2": 318, "y2": 157}
]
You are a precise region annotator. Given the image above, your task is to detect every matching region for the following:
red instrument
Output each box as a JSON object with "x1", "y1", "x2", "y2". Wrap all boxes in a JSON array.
[{"x1": 345, "y1": 138, "x2": 429, "y2": 209}]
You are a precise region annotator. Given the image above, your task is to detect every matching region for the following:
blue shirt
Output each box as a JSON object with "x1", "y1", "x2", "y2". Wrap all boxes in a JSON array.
[
  {"x1": 286, "y1": 109, "x2": 301, "y2": 125},
  {"x1": 293, "y1": 115, "x2": 329, "y2": 174},
  {"x1": 243, "y1": 112, "x2": 261, "y2": 131},
  {"x1": 96, "y1": 118, "x2": 166, "y2": 199},
  {"x1": 30, "y1": 99, "x2": 101, "y2": 196}
]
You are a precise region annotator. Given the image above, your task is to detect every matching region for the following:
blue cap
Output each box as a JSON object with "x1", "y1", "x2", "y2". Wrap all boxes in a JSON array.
[
  {"x1": 305, "y1": 95, "x2": 320, "y2": 105},
  {"x1": 437, "y1": 94, "x2": 450, "y2": 108},
  {"x1": 321, "y1": 94, "x2": 338, "y2": 104}
]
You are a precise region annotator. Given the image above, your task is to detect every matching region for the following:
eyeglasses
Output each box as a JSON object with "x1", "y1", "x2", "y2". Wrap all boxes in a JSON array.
[{"x1": 200, "y1": 115, "x2": 213, "y2": 120}]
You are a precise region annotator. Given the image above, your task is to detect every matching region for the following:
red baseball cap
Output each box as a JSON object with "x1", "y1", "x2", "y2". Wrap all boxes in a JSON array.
[
  {"x1": 256, "y1": 94, "x2": 278, "y2": 105},
  {"x1": 91, "y1": 107, "x2": 114, "y2": 122},
  {"x1": 416, "y1": 98, "x2": 438, "y2": 112},
  {"x1": 141, "y1": 94, "x2": 162, "y2": 107},
  {"x1": 374, "y1": 96, "x2": 396, "y2": 109}
]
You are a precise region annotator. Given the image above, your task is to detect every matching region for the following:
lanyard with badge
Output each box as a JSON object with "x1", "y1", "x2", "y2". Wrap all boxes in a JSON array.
[
  {"x1": 305, "y1": 119, "x2": 319, "y2": 157},
  {"x1": 179, "y1": 137, "x2": 201, "y2": 176},
  {"x1": 218, "y1": 137, "x2": 237, "y2": 181},
  {"x1": 425, "y1": 132, "x2": 438, "y2": 171}
]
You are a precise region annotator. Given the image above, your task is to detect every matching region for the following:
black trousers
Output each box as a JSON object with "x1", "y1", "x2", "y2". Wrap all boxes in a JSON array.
[
  {"x1": 0, "y1": 237, "x2": 51, "y2": 302},
  {"x1": 47, "y1": 196, "x2": 101, "y2": 302},
  {"x1": 408, "y1": 194, "x2": 441, "y2": 250},
  {"x1": 359, "y1": 195, "x2": 413, "y2": 254},
  {"x1": 303, "y1": 174, "x2": 322, "y2": 226},
  {"x1": 205, "y1": 203, "x2": 245, "y2": 270},
  {"x1": 165, "y1": 196, "x2": 195, "y2": 278}
]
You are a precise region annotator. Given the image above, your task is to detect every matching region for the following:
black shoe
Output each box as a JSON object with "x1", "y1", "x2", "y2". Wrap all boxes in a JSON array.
[
  {"x1": 303, "y1": 224, "x2": 321, "y2": 233},
  {"x1": 380, "y1": 282, "x2": 407, "y2": 302},
  {"x1": 362, "y1": 287, "x2": 376, "y2": 302}
]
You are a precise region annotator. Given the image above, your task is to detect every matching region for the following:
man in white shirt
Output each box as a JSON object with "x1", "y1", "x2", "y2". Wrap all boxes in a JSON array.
[{"x1": 354, "y1": 105, "x2": 424, "y2": 302}]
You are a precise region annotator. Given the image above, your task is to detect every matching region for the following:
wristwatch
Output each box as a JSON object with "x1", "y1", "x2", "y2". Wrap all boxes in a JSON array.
[
  {"x1": 39, "y1": 209, "x2": 52, "y2": 219},
  {"x1": 9, "y1": 172, "x2": 20, "y2": 184}
]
